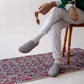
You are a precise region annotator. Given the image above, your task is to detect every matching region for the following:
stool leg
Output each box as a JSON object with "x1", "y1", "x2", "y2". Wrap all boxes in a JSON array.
[
  {"x1": 62, "y1": 27, "x2": 68, "y2": 57},
  {"x1": 66, "y1": 26, "x2": 73, "y2": 64}
]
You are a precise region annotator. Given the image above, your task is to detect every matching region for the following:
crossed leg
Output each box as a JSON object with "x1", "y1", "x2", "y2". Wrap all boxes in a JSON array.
[{"x1": 19, "y1": 7, "x2": 84, "y2": 77}]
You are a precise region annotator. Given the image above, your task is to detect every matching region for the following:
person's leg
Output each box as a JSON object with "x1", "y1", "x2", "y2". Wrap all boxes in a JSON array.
[
  {"x1": 48, "y1": 20, "x2": 70, "y2": 77},
  {"x1": 48, "y1": 8, "x2": 84, "y2": 77},
  {"x1": 19, "y1": 7, "x2": 67, "y2": 53},
  {"x1": 50, "y1": 20, "x2": 70, "y2": 61},
  {"x1": 19, "y1": 7, "x2": 84, "y2": 53}
]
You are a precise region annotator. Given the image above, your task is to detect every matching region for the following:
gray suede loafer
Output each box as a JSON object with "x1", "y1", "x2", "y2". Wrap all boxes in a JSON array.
[
  {"x1": 19, "y1": 40, "x2": 39, "y2": 53},
  {"x1": 48, "y1": 63, "x2": 61, "y2": 77}
]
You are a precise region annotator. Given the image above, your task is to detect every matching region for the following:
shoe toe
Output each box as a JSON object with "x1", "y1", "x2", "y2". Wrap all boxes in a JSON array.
[{"x1": 19, "y1": 40, "x2": 39, "y2": 53}]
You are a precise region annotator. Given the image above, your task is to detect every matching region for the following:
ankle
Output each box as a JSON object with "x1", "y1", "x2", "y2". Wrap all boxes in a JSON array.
[
  {"x1": 54, "y1": 58, "x2": 61, "y2": 65},
  {"x1": 32, "y1": 33, "x2": 44, "y2": 43}
]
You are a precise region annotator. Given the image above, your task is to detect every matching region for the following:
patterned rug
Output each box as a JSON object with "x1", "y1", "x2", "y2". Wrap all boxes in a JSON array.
[{"x1": 0, "y1": 48, "x2": 84, "y2": 84}]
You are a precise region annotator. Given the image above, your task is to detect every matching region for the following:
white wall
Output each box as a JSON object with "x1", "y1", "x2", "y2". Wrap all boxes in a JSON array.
[{"x1": 0, "y1": 0, "x2": 84, "y2": 59}]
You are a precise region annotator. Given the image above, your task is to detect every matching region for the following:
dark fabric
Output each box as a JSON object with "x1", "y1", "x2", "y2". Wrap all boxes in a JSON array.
[
  {"x1": 58, "y1": 0, "x2": 84, "y2": 11},
  {"x1": 75, "y1": 0, "x2": 84, "y2": 11}
]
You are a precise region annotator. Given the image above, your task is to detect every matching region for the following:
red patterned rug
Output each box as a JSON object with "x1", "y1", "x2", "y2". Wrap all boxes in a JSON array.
[{"x1": 0, "y1": 48, "x2": 84, "y2": 84}]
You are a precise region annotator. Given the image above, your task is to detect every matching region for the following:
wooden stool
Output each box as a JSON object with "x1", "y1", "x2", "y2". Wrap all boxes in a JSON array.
[{"x1": 62, "y1": 24, "x2": 84, "y2": 64}]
